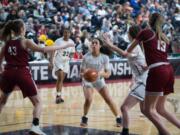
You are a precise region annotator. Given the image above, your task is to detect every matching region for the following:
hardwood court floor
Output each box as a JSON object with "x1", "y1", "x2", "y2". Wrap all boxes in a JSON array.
[{"x1": 0, "y1": 79, "x2": 180, "y2": 135}]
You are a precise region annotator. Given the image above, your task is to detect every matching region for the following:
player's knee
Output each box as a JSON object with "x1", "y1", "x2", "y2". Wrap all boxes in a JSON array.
[
  {"x1": 144, "y1": 107, "x2": 153, "y2": 117},
  {"x1": 57, "y1": 76, "x2": 64, "y2": 83},
  {"x1": 140, "y1": 104, "x2": 145, "y2": 115},
  {"x1": 140, "y1": 107, "x2": 146, "y2": 115},
  {"x1": 156, "y1": 107, "x2": 166, "y2": 116},
  {"x1": 121, "y1": 105, "x2": 128, "y2": 113},
  {"x1": 85, "y1": 98, "x2": 92, "y2": 105},
  {"x1": 32, "y1": 97, "x2": 42, "y2": 107}
]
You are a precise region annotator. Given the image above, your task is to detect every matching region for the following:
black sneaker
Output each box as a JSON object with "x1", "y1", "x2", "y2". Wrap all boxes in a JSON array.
[
  {"x1": 116, "y1": 117, "x2": 122, "y2": 127},
  {"x1": 80, "y1": 116, "x2": 88, "y2": 127},
  {"x1": 121, "y1": 128, "x2": 129, "y2": 135},
  {"x1": 56, "y1": 96, "x2": 64, "y2": 104}
]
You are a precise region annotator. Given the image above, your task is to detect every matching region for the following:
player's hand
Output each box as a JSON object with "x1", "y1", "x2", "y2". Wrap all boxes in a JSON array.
[
  {"x1": 80, "y1": 68, "x2": 89, "y2": 78},
  {"x1": 101, "y1": 33, "x2": 113, "y2": 47},
  {"x1": 98, "y1": 70, "x2": 104, "y2": 78},
  {"x1": 141, "y1": 65, "x2": 148, "y2": 71},
  {"x1": 123, "y1": 51, "x2": 129, "y2": 57}
]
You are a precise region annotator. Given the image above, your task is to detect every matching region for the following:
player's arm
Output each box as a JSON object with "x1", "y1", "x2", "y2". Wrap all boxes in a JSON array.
[
  {"x1": 25, "y1": 39, "x2": 74, "y2": 52},
  {"x1": 102, "y1": 34, "x2": 130, "y2": 57},
  {"x1": 99, "y1": 69, "x2": 111, "y2": 79},
  {"x1": 126, "y1": 39, "x2": 139, "y2": 53},
  {"x1": 127, "y1": 29, "x2": 145, "y2": 53},
  {"x1": 69, "y1": 41, "x2": 76, "y2": 58},
  {"x1": 80, "y1": 57, "x2": 87, "y2": 77},
  {"x1": 99, "y1": 56, "x2": 111, "y2": 79},
  {"x1": 80, "y1": 68, "x2": 86, "y2": 77},
  {"x1": 48, "y1": 51, "x2": 55, "y2": 69}
]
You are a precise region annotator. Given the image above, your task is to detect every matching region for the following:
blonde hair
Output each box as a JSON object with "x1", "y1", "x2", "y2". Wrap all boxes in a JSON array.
[{"x1": 149, "y1": 13, "x2": 169, "y2": 44}]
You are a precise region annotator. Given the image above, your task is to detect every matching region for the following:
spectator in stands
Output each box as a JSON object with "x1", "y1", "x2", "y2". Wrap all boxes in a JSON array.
[
  {"x1": 0, "y1": 0, "x2": 178, "y2": 61},
  {"x1": 0, "y1": 8, "x2": 8, "y2": 22},
  {"x1": 17, "y1": 9, "x2": 27, "y2": 22},
  {"x1": 172, "y1": 7, "x2": 180, "y2": 31},
  {"x1": 6, "y1": 9, "x2": 18, "y2": 21},
  {"x1": 130, "y1": 0, "x2": 142, "y2": 17}
]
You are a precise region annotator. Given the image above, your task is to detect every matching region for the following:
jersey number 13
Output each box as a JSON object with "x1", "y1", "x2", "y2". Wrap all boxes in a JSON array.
[{"x1": 157, "y1": 40, "x2": 166, "y2": 52}]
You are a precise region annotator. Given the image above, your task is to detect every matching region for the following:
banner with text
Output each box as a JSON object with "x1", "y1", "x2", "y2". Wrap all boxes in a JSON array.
[{"x1": 29, "y1": 57, "x2": 180, "y2": 83}]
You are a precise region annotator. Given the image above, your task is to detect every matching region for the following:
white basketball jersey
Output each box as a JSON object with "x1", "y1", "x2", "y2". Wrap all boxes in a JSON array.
[
  {"x1": 127, "y1": 44, "x2": 147, "y2": 84},
  {"x1": 54, "y1": 37, "x2": 75, "y2": 62},
  {"x1": 81, "y1": 52, "x2": 110, "y2": 72}
]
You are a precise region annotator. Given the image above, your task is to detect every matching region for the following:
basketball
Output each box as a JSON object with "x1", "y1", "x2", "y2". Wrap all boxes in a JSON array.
[{"x1": 83, "y1": 69, "x2": 98, "y2": 82}]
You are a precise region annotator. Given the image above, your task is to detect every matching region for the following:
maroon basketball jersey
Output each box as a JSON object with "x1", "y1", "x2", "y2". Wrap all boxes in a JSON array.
[
  {"x1": 4, "y1": 39, "x2": 29, "y2": 68},
  {"x1": 136, "y1": 28, "x2": 169, "y2": 66}
]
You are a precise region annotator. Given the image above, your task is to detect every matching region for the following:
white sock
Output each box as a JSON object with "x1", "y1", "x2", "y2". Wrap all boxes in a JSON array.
[
  {"x1": 83, "y1": 115, "x2": 87, "y2": 118},
  {"x1": 57, "y1": 92, "x2": 61, "y2": 96}
]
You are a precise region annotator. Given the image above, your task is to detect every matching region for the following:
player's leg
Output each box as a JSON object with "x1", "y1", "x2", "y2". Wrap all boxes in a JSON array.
[
  {"x1": 80, "y1": 86, "x2": 94, "y2": 127},
  {"x1": 156, "y1": 95, "x2": 180, "y2": 128},
  {"x1": 98, "y1": 86, "x2": 121, "y2": 127},
  {"x1": 0, "y1": 71, "x2": 14, "y2": 113},
  {"x1": 28, "y1": 95, "x2": 46, "y2": 135},
  {"x1": 120, "y1": 95, "x2": 140, "y2": 135},
  {"x1": 17, "y1": 68, "x2": 46, "y2": 135},
  {"x1": 55, "y1": 69, "x2": 66, "y2": 103},
  {"x1": 144, "y1": 65, "x2": 171, "y2": 135},
  {"x1": 156, "y1": 64, "x2": 180, "y2": 128},
  {"x1": 144, "y1": 95, "x2": 170, "y2": 135}
]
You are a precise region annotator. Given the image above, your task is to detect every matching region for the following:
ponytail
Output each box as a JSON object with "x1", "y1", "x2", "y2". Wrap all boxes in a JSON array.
[
  {"x1": 155, "y1": 19, "x2": 163, "y2": 41},
  {"x1": 149, "y1": 13, "x2": 169, "y2": 44},
  {"x1": 1, "y1": 20, "x2": 14, "y2": 42}
]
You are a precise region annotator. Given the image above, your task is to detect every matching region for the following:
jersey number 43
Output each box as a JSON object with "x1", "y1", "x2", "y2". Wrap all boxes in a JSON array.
[{"x1": 8, "y1": 46, "x2": 17, "y2": 56}]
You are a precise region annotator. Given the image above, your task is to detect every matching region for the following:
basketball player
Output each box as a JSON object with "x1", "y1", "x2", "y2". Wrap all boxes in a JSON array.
[
  {"x1": 102, "y1": 25, "x2": 147, "y2": 135},
  {"x1": 49, "y1": 28, "x2": 75, "y2": 104},
  {"x1": 127, "y1": 13, "x2": 180, "y2": 135},
  {"x1": 0, "y1": 19, "x2": 74, "y2": 135},
  {"x1": 80, "y1": 38, "x2": 122, "y2": 127}
]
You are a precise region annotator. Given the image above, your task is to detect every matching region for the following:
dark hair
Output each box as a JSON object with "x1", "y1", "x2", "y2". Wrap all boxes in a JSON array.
[
  {"x1": 62, "y1": 26, "x2": 71, "y2": 33},
  {"x1": 11, "y1": 19, "x2": 24, "y2": 35},
  {"x1": 94, "y1": 37, "x2": 113, "y2": 56},
  {"x1": 128, "y1": 25, "x2": 141, "y2": 39},
  {"x1": 1, "y1": 20, "x2": 14, "y2": 42},
  {"x1": 2, "y1": 19, "x2": 24, "y2": 42}
]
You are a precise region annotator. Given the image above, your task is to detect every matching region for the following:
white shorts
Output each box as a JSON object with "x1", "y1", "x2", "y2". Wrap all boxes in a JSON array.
[
  {"x1": 129, "y1": 82, "x2": 145, "y2": 101},
  {"x1": 82, "y1": 77, "x2": 106, "y2": 91},
  {"x1": 54, "y1": 59, "x2": 69, "y2": 74}
]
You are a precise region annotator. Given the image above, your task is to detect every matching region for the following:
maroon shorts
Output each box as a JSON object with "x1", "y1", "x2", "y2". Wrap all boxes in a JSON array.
[
  {"x1": 146, "y1": 64, "x2": 174, "y2": 96},
  {"x1": 0, "y1": 67, "x2": 37, "y2": 98}
]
